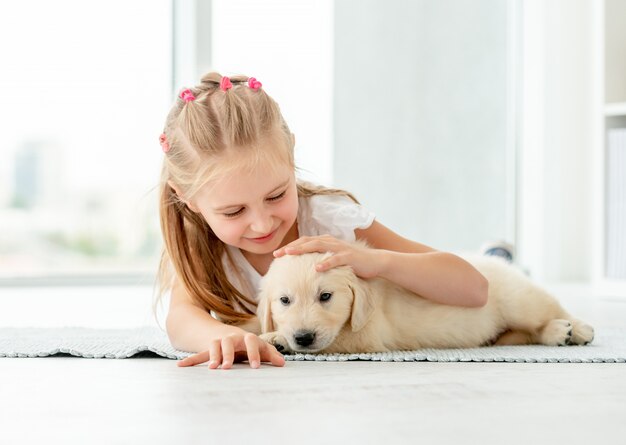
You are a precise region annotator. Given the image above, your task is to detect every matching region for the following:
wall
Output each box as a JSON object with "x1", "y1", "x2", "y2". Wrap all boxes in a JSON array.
[{"x1": 333, "y1": 0, "x2": 514, "y2": 252}]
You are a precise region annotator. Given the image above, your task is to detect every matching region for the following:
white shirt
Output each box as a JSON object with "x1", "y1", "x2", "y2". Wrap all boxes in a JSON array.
[{"x1": 222, "y1": 193, "x2": 376, "y2": 304}]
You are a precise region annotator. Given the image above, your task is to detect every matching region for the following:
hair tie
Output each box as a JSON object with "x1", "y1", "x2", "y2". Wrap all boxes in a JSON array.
[
  {"x1": 220, "y1": 76, "x2": 233, "y2": 91},
  {"x1": 247, "y1": 77, "x2": 262, "y2": 91},
  {"x1": 159, "y1": 133, "x2": 171, "y2": 153},
  {"x1": 179, "y1": 88, "x2": 196, "y2": 102}
]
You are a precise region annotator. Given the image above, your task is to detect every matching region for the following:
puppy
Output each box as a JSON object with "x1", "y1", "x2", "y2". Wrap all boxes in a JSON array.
[{"x1": 257, "y1": 248, "x2": 595, "y2": 354}]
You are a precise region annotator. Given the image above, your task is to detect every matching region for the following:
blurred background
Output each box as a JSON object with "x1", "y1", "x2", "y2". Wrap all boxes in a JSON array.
[{"x1": 0, "y1": 0, "x2": 624, "y2": 327}]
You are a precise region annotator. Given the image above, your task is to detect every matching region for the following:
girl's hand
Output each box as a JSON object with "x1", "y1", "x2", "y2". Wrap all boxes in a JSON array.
[
  {"x1": 273, "y1": 235, "x2": 386, "y2": 278},
  {"x1": 177, "y1": 329, "x2": 286, "y2": 370}
]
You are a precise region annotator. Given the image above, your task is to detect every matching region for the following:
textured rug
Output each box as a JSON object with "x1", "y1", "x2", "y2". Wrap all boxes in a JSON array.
[{"x1": 0, "y1": 326, "x2": 624, "y2": 363}]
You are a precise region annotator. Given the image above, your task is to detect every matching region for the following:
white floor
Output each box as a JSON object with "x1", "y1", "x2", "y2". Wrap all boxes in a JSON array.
[{"x1": 0, "y1": 284, "x2": 625, "y2": 444}]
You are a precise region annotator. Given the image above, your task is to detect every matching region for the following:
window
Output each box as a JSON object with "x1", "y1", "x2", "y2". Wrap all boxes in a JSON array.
[{"x1": 0, "y1": 1, "x2": 172, "y2": 284}]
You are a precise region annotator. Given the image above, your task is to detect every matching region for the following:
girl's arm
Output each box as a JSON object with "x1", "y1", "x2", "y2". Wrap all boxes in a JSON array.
[
  {"x1": 273, "y1": 220, "x2": 488, "y2": 308},
  {"x1": 167, "y1": 280, "x2": 285, "y2": 369},
  {"x1": 355, "y1": 221, "x2": 488, "y2": 308}
]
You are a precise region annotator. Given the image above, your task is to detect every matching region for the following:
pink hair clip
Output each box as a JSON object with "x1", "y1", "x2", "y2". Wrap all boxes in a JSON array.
[
  {"x1": 179, "y1": 88, "x2": 196, "y2": 102},
  {"x1": 159, "y1": 133, "x2": 171, "y2": 153},
  {"x1": 220, "y1": 76, "x2": 233, "y2": 91},
  {"x1": 247, "y1": 77, "x2": 262, "y2": 91}
]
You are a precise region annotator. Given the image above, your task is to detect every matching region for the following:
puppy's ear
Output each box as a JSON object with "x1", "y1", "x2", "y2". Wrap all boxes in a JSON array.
[
  {"x1": 349, "y1": 277, "x2": 375, "y2": 332},
  {"x1": 256, "y1": 291, "x2": 274, "y2": 333}
]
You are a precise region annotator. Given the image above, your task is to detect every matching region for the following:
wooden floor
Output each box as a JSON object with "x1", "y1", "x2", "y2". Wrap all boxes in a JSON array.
[{"x1": 0, "y1": 285, "x2": 625, "y2": 444}]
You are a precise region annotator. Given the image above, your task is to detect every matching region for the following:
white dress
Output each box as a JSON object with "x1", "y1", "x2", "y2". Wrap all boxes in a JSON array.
[{"x1": 222, "y1": 193, "x2": 376, "y2": 307}]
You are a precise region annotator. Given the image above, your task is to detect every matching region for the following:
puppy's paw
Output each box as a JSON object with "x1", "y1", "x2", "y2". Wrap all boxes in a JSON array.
[
  {"x1": 570, "y1": 320, "x2": 595, "y2": 346},
  {"x1": 539, "y1": 319, "x2": 573, "y2": 346},
  {"x1": 259, "y1": 332, "x2": 293, "y2": 354}
]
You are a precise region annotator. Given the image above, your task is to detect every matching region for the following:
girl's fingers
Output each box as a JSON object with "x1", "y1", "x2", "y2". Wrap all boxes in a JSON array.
[
  {"x1": 274, "y1": 236, "x2": 336, "y2": 257},
  {"x1": 220, "y1": 336, "x2": 235, "y2": 369},
  {"x1": 286, "y1": 240, "x2": 334, "y2": 255},
  {"x1": 316, "y1": 253, "x2": 348, "y2": 272},
  {"x1": 244, "y1": 333, "x2": 261, "y2": 368},
  {"x1": 273, "y1": 240, "x2": 303, "y2": 256},
  {"x1": 274, "y1": 241, "x2": 305, "y2": 257},
  {"x1": 273, "y1": 245, "x2": 294, "y2": 257},
  {"x1": 177, "y1": 351, "x2": 210, "y2": 367},
  {"x1": 208, "y1": 339, "x2": 222, "y2": 369},
  {"x1": 261, "y1": 342, "x2": 286, "y2": 367},
  {"x1": 177, "y1": 335, "x2": 286, "y2": 370}
]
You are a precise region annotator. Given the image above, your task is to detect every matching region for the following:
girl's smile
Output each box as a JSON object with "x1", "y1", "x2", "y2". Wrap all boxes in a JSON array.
[{"x1": 247, "y1": 227, "x2": 279, "y2": 243}]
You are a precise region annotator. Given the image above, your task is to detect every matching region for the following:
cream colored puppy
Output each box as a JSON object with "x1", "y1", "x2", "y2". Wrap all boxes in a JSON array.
[{"x1": 257, "y1": 248, "x2": 594, "y2": 354}]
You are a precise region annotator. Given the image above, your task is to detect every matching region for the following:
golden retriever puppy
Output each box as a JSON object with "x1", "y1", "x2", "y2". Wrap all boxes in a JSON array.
[{"x1": 257, "y1": 249, "x2": 595, "y2": 354}]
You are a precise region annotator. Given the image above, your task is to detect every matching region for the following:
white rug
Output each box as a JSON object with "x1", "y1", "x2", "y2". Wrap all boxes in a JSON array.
[{"x1": 0, "y1": 326, "x2": 624, "y2": 363}]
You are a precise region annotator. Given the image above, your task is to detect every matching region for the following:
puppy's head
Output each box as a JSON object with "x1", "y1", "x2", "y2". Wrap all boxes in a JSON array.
[{"x1": 257, "y1": 251, "x2": 375, "y2": 353}]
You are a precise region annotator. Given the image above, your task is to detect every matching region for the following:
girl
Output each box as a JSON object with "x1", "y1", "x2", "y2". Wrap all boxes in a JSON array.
[{"x1": 157, "y1": 71, "x2": 488, "y2": 370}]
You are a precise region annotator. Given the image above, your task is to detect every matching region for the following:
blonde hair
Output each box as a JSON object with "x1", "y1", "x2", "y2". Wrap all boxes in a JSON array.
[{"x1": 156, "y1": 71, "x2": 357, "y2": 324}]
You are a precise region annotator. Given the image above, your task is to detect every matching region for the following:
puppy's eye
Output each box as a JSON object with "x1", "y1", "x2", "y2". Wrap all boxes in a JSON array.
[
  {"x1": 319, "y1": 292, "x2": 333, "y2": 302},
  {"x1": 280, "y1": 296, "x2": 291, "y2": 305}
]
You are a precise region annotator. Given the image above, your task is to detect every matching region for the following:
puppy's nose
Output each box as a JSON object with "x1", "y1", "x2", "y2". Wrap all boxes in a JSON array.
[{"x1": 294, "y1": 331, "x2": 316, "y2": 347}]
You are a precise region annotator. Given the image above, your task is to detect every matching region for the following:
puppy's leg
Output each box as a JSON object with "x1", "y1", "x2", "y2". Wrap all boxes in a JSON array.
[
  {"x1": 497, "y1": 281, "x2": 594, "y2": 346},
  {"x1": 259, "y1": 332, "x2": 293, "y2": 354},
  {"x1": 536, "y1": 317, "x2": 595, "y2": 346},
  {"x1": 502, "y1": 318, "x2": 595, "y2": 346},
  {"x1": 569, "y1": 319, "x2": 595, "y2": 345},
  {"x1": 534, "y1": 319, "x2": 573, "y2": 346},
  {"x1": 493, "y1": 330, "x2": 533, "y2": 346},
  {"x1": 494, "y1": 321, "x2": 594, "y2": 346}
]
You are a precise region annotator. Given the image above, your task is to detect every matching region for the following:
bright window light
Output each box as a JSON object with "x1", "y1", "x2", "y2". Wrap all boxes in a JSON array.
[{"x1": 0, "y1": 0, "x2": 172, "y2": 282}]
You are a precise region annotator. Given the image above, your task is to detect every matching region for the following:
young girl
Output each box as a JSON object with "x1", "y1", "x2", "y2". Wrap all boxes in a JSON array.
[{"x1": 157, "y1": 71, "x2": 488, "y2": 370}]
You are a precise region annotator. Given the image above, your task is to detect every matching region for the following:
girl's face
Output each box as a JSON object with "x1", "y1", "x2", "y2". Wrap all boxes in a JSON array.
[{"x1": 190, "y1": 160, "x2": 299, "y2": 256}]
